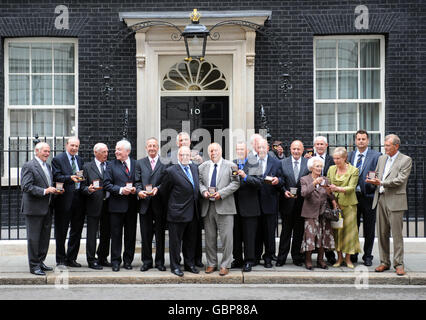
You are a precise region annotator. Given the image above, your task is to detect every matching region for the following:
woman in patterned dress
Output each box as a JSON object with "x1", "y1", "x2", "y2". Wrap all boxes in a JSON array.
[
  {"x1": 300, "y1": 156, "x2": 337, "y2": 270},
  {"x1": 327, "y1": 147, "x2": 361, "y2": 268}
]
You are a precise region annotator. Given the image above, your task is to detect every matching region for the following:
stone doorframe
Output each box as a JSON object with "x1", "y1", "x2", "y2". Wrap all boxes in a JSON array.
[{"x1": 120, "y1": 11, "x2": 271, "y2": 158}]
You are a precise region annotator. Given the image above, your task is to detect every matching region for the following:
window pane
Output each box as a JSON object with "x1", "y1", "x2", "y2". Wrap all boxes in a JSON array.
[
  {"x1": 316, "y1": 71, "x2": 336, "y2": 99},
  {"x1": 9, "y1": 43, "x2": 30, "y2": 73},
  {"x1": 33, "y1": 110, "x2": 53, "y2": 137},
  {"x1": 10, "y1": 110, "x2": 31, "y2": 136},
  {"x1": 359, "y1": 103, "x2": 380, "y2": 131},
  {"x1": 31, "y1": 43, "x2": 52, "y2": 73},
  {"x1": 9, "y1": 75, "x2": 30, "y2": 105},
  {"x1": 54, "y1": 75, "x2": 75, "y2": 105},
  {"x1": 336, "y1": 133, "x2": 355, "y2": 150},
  {"x1": 32, "y1": 75, "x2": 52, "y2": 105},
  {"x1": 316, "y1": 103, "x2": 335, "y2": 131},
  {"x1": 338, "y1": 70, "x2": 358, "y2": 99},
  {"x1": 9, "y1": 139, "x2": 31, "y2": 168},
  {"x1": 360, "y1": 70, "x2": 380, "y2": 99},
  {"x1": 316, "y1": 40, "x2": 336, "y2": 68},
  {"x1": 54, "y1": 43, "x2": 74, "y2": 73},
  {"x1": 338, "y1": 40, "x2": 358, "y2": 68},
  {"x1": 337, "y1": 103, "x2": 357, "y2": 131},
  {"x1": 360, "y1": 40, "x2": 380, "y2": 68},
  {"x1": 370, "y1": 133, "x2": 381, "y2": 151},
  {"x1": 55, "y1": 109, "x2": 75, "y2": 136}
]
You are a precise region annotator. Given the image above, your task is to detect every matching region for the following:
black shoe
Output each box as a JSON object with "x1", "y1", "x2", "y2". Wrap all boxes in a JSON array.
[
  {"x1": 56, "y1": 261, "x2": 66, "y2": 267},
  {"x1": 30, "y1": 268, "x2": 45, "y2": 276},
  {"x1": 325, "y1": 251, "x2": 336, "y2": 265},
  {"x1": 293, "y1": 260, "x2": 303, "y2": 267},
  {"x1": 272, "y1": 254, "x2": 278, "y2": 261},
  {"x1": 98, "y1": 259, "x2": 112, "y2": 267},
  {"x1": 156, "y1": 265, "x2": 166, "y2": 271},
  {"x1": 172, "y1": 268, "x2": 184, "y2": 277},
  {"x1": 66, "y1": 260, "x2": 82, "y2": 268},
  {"x1": 275, "y1": 260, "x2": 286, "y2": 267},
  {"x1": 350, "y1": 254, "x2": 358, "y2": 264},
  {"x1": 195, "y1": 261, "x2": 205, "y2": 268},
  {"x1": 40, "y1": 262, "x2": 53, "y2": 272},
  {"x1": 231, "y1": 260, "x2": 243, "y2": 269},
  {"x1": 363, "y1": 257, "x2": 373, "y2": 267},
  {"x1": 88, "y1": 262, "x2": 103, "y2": 270},
  {"x1": 123, "y1": 263, "x2": 132, "y2": 270},
  {"x1": 140, "y1": 264, "x2": 152, "y2": 272},
  {"x1": 264, "y1": 261, "x2": 273, "y2": 268},
  {"x1": 184, "y1": 265, "x2": 199, "y2": 274},
  {"x1": 112, "y1": 263, "x2": 120, "y2": 272},
  {"x1": 242, "y1": 263, "x2": 252, "y2": 272}
]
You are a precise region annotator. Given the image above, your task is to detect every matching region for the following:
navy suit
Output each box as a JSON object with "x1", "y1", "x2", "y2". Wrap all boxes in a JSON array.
[
  {"x1": 348, "y1": 148, "x2": 381, "y2": 262},
  {"x1": 103, "y1": 158, "x2": 137, "y2": 266},
  {"x1": 52, "y1": 152, "x2": 85, "y2": 264}
]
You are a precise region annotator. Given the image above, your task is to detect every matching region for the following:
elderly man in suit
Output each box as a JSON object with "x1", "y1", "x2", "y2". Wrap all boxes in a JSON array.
[
  {"x1": 103, "y1": 140, "x2": 137, "y2": 272},
  {"x1": 52, "y1": 137, "x2": 85, "y2": 268},
  {"x1": 348, "y1": 130, "x2": 381, "y2": 266},
  {"x1": 367, "y1": 134, "x2": 412, "y2": 276},
  {"x1": 161, "y1": 146, "x2": 200, "y2": 277},
  {"x1": 21, "y1": 142, "x2": 57, "y2": 275},
  {"x1": 277, "y1": 140, "x2": 310, "y2": 267},
  {"x1": 81, "y1": 143, "x2": 111, "y2": 270},
  {"x1": 135, "y1": 137, "x2": 167, "y2": 272},
  {"x1": 199, "y1": 143, "x2": 240, "y2": 276}
]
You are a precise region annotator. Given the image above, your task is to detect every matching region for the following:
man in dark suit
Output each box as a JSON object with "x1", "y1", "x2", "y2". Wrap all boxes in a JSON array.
[
  {"x1": 233, "y1": 142, "x2": 263, "y2": 272},
  {"x1": 277, "y1": 140, "x2": 310, "y2": 267},
  {"x1": 161, "y1": 146, "x2": 200, "y2": 277},
  {"x1": 81, "y1": 143, "x2": 111, "y2": 270},
  {"x1": 52, "y1": 137, "x2": 85, "y2": 267},
  {"x1": 103, "y1": 140, "x2": 137, "y2": 272},
  {"x1": 135, "y1": 137, "x2": 167, "y2": 272},
  {"x1": 21, "y1": 142, "x2": 57, "y2": 275},
  {"x1": 348, "y1": 130, "x2": 381, "y2": 266},
  {"x1": 256, "y1": 139, "x2": 284, "y2": 268}
]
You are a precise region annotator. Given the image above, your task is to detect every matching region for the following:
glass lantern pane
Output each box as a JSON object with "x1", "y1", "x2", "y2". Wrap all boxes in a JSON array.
[
  {"x1": 9, "y1": 43, "x2": 30, "y2": 73},
  {"x1": 316, "y1": 71, "x2": 336, "y2": 99},
  {"x1": 316, "y1": 103, "x2": 335, "y2": 131},
  {"x1": 337, "y1": 103, "x2": 357, "y2": 131},
  {"x1": 31, "y1": 43, "x2": 52, "y2": 73},
  {"x1": 338, "y1": 40, "x2": 358, "y2": 68},
  {"x1": 360, "y1": 70, "x2": 380, "y2": 99},
  {"x1": 316, "y1": 40, "x2": 336, "y2": 68},
  {"x1": 338, "y1": 70, "x2": 358, "y2": 99},
  {"x1": 187, "y1": 36, "x2": 204, "y2": 58}
]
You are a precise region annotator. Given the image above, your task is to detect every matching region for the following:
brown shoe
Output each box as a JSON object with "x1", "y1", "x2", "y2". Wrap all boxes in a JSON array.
[
  {"x1": 219, "y1": 268, "x2": 229, "y2": 276},
  {"x1": 396, "y1": 266, "x2": 406, "y2": 276},
  {"x1": 205, "y1": 266, "x2": 217, "y2": 274},
  {"x1": 375, "y1": 264, "x2": 390, "y2": 272}
]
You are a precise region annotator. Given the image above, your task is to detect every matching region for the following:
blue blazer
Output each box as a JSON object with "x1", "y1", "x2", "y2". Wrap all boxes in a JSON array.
[
  {"x1": 258, "y1": 156, "x2": 285, "y2": 215},
  {"x1": 348, "y1": 148, "x2": 381, "y2": 197}
]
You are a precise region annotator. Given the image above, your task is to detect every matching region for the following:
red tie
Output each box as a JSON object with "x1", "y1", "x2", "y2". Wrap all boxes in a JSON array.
[{"x1": 123, "y1": 161, "x2": 129, "y2": 175}]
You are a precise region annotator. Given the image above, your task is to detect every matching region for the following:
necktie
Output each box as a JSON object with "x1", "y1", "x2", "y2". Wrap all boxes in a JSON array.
[
  {"x1": 356, "y1": 154, "x2": 364, "y2": 172},
  {"x1": 42, "y1": 162, "x2": 51, "y2": 186},
  {"x1": 71, "y1": 156, "x2": 77, "y2": 174},
  {"x1": 184, "y1": 166, "x2": 195, "y2": 188},
  {"x1": 151, "y1": 159, "x2": 156, "y2": 171},
  {"x1": 123, "y1": 161, "x2": 130, "y2": 176},
  {"x1": 210, "y1": 164, "x2": 217, "y2": 188},
  {"x1": 294, "y1": 160, "x2": 299, "y2": 181},
  {"x1": 100, "y1": 162, "x2": 105, "y2": 177}
]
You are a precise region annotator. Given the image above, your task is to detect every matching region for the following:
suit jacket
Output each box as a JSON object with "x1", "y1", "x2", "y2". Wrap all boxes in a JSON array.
[
  {"x1": 319, "y1": 153, "x2": 334, "y2": 177},
  {"x1": 81, "y1": 159, "x2": 108, "y2": 217},
  {"x1": 372, "y1": 152, "x2": 412, "y2": 211},
  {"x1": 327, "y1": 164, "x2": 359, "y2": 207},
  {"x1": 280, "y1": 156, "x2": 310, "y2": 215},
  {"x1": 161, "y1": 163, "x2": 200, "y2": 223},
  {"x1": 348, "y1": 148, "x2": 381, "y2": 197},
  {"x1": 300, "y1": 174, "x2": 334, "y2": 219},
  {"x1": 134, "y1": 156, "x2": 167, "y2": 215},
  {"x1": 258, "y1": 156, "x2": 285, "y2": 215},
  {"x1": 198, "y1": 159, "x2": 240, "y2": 217},
  {"x1": 233, "y1": 159, "x2": 263, "y2": 217},
  {"x1": 20, "y1": 158, "x2": 53, "y2": 216},
  {"x1": 52, "y1": 152, "x2": 84, "y2": 212},
  {"x1": 103, "y1": 158, "x2": 137, "y2": 213}
]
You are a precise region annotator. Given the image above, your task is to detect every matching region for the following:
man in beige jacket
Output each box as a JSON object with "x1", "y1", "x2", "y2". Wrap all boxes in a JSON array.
[{"x1": 366, "y1": 134, "x2": 412, "y2": 276}]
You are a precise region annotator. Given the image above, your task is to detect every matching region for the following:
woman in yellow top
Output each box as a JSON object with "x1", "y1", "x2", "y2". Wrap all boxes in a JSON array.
[{"x1": 327, "y1": 147, "x2": 361, "y2": 268}]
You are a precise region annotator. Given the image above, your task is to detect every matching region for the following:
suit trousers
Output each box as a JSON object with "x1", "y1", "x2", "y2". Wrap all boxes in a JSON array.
[
  {"x1": 86, "y1": 201, "x2": 110, "y2": 263},
  {"x1": 25, "y1": 210, "x2": 52, "y2": 270},
  {"x1": 233, "y1": 214, "x2": 243, "y2": 263},
  {"x1": 204, "y1": 202, "x2": 234, "y2": 269},
  {"x1": 377, "y1": 194, "x2": 405, "y2": 268},
  {"x1": 96, "y1": 201, "x2": 111, "y2": 261},
  {"x1": 110, "y1": 209, "x2": 137, "y2": 265},
  {"x1": 258, "y1": 213, "x2": 277, "y2": 263},
  {"x1": 356, "y1": 193, "x2": 376, "y2": 260},
  {"x1": 54, "y1": 191, "x2": 85, "y2": 263},
  {"x1": 277, "y1": 209, "x2": 305, "y2": 262},
  {"x1": 139, "y1": 204, "x2": 166, "y2": 266},
  {"x1": 168, "y1": 218, "x2": 198, "y2": 270}
]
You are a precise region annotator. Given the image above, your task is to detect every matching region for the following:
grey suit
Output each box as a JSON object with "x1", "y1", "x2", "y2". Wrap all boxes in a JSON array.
[
  {"x1": 20, "y1": 158, "x2": 53, "y2": 271},
  {"x1": 199, "y1": 159, "x2": 240, "y2": 269}
]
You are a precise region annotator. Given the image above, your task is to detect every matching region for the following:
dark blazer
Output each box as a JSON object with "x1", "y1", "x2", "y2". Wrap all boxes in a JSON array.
[
  {"x1": 161, "y1": 163, "x2": 200, "y2": 223},
  {"x1": 52, "y1": 152, "x2": 84, "y2": 212},
  {"x1": 348, "y1": 148, "x2": 381, "y2": 197},
  {"x1": 280, "y1": 156, "x2": 310, "y2": 215},
  {"x1": 258, "y1": 156, "x2": 285, "y2": 215},
  {"x1": 81, "y1": 160, "x2": 108, "y2": 217},
  {"x1": 233, "y1": 159, "x2": 263, "y2": 217},
  {"x1": 134, "y1": 156, "x2": 167, "y2": 215},
  {"x1": 300, "y1": 175, "x2": 335, "y2": 219},
  {"x1": 103, "y1": 158, "x2": 137, "y2": 213},
  {"x1": 20, "y1": 158, "x2": 53, "y2": 216}
]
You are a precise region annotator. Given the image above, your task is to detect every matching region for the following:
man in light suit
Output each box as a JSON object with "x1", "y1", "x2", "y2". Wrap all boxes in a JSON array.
[
  {"x1": 348, "y1": 130, "x2": 381, "y2": 266},
  {"x1": 21, "y1": 142, "x2": 57, "y2": 275},
  {"x1": 367, "y1": 134, "x2": 412, "y2": 276},
  {"x1": 199, "y1": 143, "x2": 240, "y2": 276}
]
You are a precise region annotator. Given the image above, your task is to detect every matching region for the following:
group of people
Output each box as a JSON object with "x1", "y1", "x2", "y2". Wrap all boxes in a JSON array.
[{"x1": 21, "y1": 130, "x2": 412, "y2": 277}]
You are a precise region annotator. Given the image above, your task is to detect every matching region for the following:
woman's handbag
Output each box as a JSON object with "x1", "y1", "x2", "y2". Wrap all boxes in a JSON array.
[
  {"x1": 322, "y1": 201, "x2": 341, "y2": 222},
  {"x1": 331, "y1": 210, "x2": 344, "y2": 229}
]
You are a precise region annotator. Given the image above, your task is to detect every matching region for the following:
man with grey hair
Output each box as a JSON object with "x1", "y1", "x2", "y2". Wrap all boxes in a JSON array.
[
  {"x1": 21, "y1": 142, "x2": 57, "y2": 275},
  {"x1": 366, "y1": 134, "x2": 412, "y2": 276}
]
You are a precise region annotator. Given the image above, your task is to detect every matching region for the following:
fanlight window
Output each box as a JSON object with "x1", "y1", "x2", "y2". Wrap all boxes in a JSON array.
[{"x1": 162, "y1": 59, "x2": 228, "y2": 91}]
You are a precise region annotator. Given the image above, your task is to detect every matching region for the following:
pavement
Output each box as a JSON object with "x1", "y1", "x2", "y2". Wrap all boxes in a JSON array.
[{"x1": 1, "y1": 238, "x2": 425, "y2": 286}]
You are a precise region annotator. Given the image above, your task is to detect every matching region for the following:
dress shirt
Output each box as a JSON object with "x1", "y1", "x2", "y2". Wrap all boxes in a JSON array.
[
  {"x1": 379, "y1": 151, "x2": 400, "y2": 194},
  {"x1": 94, "y1": 158, "x2": 104, "y2": 176},
  {"x1": 292, "y1": 156, "x2": 301, "y2": 180},
  {"x1": 258, "y1": 155, "x2": 268, "y2": 176},
  {"x1": 35, "y1": 156, "x2": 51, "y2": 194},
  {"x1": 148, "y1": 155, "x2": 159, "y2": 170},
  {"x1": 67, "y1": 151, "x2": 80, "y2": 189},
  {"x1": 119, "y1": 157, "x2": 132, "y2": 195}
]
